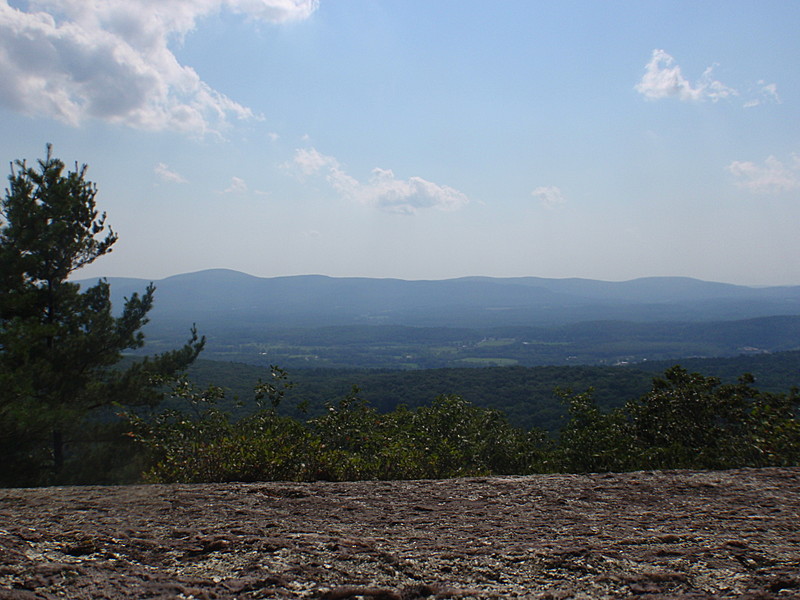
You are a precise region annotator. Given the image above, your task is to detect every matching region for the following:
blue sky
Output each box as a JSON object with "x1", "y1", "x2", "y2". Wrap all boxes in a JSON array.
[{"x1": 1, "y1": 1, "x2": 799, "y2": 285}]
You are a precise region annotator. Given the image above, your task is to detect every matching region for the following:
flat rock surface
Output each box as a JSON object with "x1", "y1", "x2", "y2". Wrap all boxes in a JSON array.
[{"x1": 1, "y1": 468, "x2": 800, "y2": 599}]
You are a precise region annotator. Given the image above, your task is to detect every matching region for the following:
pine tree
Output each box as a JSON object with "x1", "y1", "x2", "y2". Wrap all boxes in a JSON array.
[{"x1": 0, "y1": 146, "x2": 203, "y2": 485}]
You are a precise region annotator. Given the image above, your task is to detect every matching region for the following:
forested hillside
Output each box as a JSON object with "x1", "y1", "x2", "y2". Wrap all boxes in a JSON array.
[
  {"x1": 187, "y1": 350, "x2": 800, "y2": 433},
  {"x1": 134, "y1": 316, "x2": 800, "y2": 369}
]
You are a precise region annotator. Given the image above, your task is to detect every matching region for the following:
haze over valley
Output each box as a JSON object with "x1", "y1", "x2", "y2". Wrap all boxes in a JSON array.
[{"x1": 86, "y1": 269, "x2": 800, "y2": 369}]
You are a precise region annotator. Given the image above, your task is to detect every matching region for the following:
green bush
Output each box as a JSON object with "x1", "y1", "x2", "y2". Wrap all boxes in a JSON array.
[
  {"x1": 555, "y1": 367, "x2": 800, "y2": 473},
  {"x1": 127, "y1": 365, "x2": 800, "y2": 484},
  {"x1": 130, "y1": 380, "x2": 551, "y2": 483}
]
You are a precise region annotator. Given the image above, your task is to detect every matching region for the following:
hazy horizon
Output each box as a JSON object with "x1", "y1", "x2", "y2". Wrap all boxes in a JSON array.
[
  {"x1": 2, "y1": 1, "x2": 799, "y2": 286},
  {"x1": 73, "y1": 266, "x2": 800, "y2": 290}
]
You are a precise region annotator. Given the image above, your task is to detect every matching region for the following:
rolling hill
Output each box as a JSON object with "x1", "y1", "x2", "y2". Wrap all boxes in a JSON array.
[{"x1": 78, "y1": 270, "x2": 800, "y2": 367}]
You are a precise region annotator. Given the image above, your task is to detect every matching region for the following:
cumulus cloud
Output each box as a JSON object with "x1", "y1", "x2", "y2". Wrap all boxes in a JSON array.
[
  {"x1": 0, "y1": 0, "x2": 318, "y2": 134},
  {"x1": 727, "y1": 155, "x2": 800, "y2": 194},
  {"x1": 532, "y1": 186, "x2": 566, "y2": 209},
  {"x1": 287, "y1": 147, "x2": 469, "y2": 215},
  {"x1": 155, "y1": 162, "x2": 187, "y2": 183},
  {"x1": 635, "y1": 49, "x2": 738, "y2": 103}
]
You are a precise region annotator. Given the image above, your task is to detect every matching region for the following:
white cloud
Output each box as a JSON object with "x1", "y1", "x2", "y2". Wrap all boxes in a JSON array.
[
  {"x1": 287, "y1": 147, "x2": 469, "y2": 214},
  {"x1": 635, "y1": 49, "x2": 737, "y2": 102},
  {"x1": 760, "y1": 82, "x2": 781, "y2": 103},
  {"x1": 727, "y1": 155, "x2": 800, "y2": 194},
  {"x1": 155, "y1": 162, "x2": 187, "y2": 183},
  {"x1": 290, "y1": 146, "x2": 339, "y2": 176},
  {"x1": 532, "y1": 185, "x2": 566, "y2": 209},
  {"x1": 223, "y1": 176, "x2": 249, "y2": 194},
  {"x1": 0, "y1": 0, "x2": 318, "y2": 135},
  {"x1": 743, "y1": 81, "x2": 781, "y2": 108}
]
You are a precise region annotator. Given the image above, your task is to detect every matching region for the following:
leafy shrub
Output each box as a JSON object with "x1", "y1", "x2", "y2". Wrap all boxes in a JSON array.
[
  {"x1": 555, "y1": 389, "x2": 634, "y2": 473},
  {"x1": 555, "y1": 366, "x2": 800, "y2": 472},
  {"x1": 130, "y1": 380, "x2": 550, "y2": 483},
  {"x1": 128, "y1": 365, "x2": 800, "y2": 484}
]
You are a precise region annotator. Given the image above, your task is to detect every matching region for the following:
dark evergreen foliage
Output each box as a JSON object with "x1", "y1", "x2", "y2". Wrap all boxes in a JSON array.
[{"x1": 0, "y1": 147, "x2": 203, "y2": 486}]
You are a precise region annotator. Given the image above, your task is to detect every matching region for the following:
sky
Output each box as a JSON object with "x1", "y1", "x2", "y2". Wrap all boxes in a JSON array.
[{"x1": 1, "y1": 0, "x2": 799, "y2": 286}]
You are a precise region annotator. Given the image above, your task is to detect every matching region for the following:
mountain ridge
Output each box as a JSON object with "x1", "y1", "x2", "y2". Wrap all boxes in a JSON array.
[
  {"x1": 73, "y1": 269, "x2": 800, "y2": 367},
  {"x1": 77, "y1": 268, "x2": 800, "y2": 326}
]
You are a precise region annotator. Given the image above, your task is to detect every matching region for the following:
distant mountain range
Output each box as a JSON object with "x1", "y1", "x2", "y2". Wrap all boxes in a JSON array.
[
  {"x1": 83, "y1": 269, "x2": 800, "y2": 326},
  {"x1": 77, "y1": 269, "x2": 800, "y2": 367}
]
